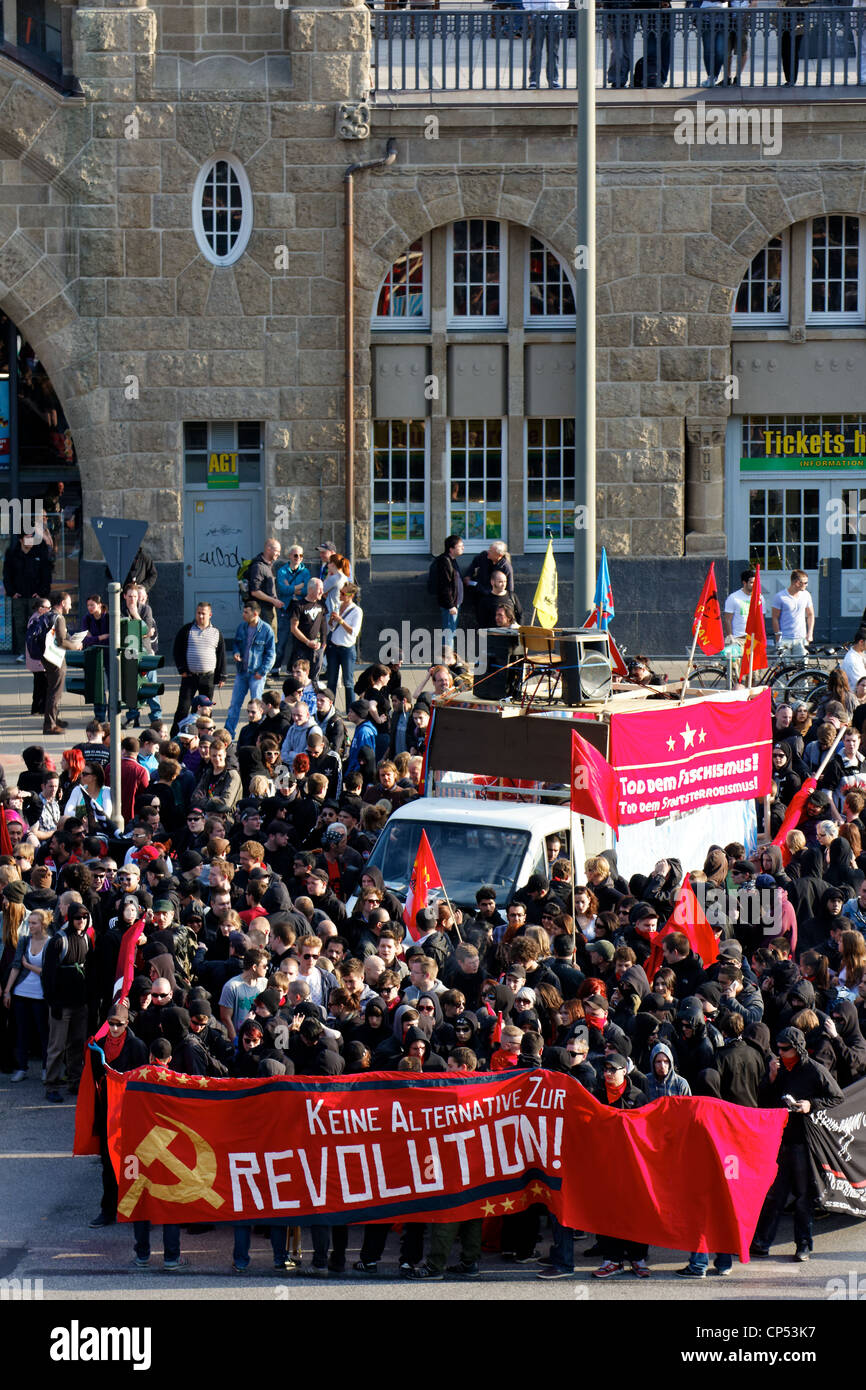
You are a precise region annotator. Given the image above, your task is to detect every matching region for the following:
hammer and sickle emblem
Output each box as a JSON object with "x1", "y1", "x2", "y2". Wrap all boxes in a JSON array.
[{"x1": 117, "y1": 1112, "x2": 225, "y2": 1218}]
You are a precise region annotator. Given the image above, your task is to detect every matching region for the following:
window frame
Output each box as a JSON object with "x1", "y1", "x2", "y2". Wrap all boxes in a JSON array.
[
  {"x1": 732, "y1": 231, "x2": 789, "y2": 328},
  {"x1": 371, "y1": 236, "x2": 430, "y2": 331},
  {"x1": 446, "y1": 220, "x2": 507, "y2": 330},
  {"x1": 446, "y1": 417, "x2": 508, "y2": 545},
  {"x1": 523, "y1": 417, "x2": 576, "y2": 552},
  {"x1": 192, "y1": 154, "x2": 253, "y2": 268},
  {"x1": 524, "y1": 236, "x2": 577, "y2": 329},
  {"x1": 805, "y1": 215, "x2": 865, "y2": 327},
  {"x1": 370, "y1": 417, "x2": 430, "y2": 555}
]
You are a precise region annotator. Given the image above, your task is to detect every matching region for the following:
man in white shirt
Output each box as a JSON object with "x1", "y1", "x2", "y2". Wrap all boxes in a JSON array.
[
  {"x1": 842, "y1": 629, "x2": 866, "y2": 690},
  {"x1": 771, "y1": 570, "x2": 814, "y2": 655},
  {"x1": 524, "y1": 0, "x2": 569, "y2": 89},
  {"x1": 723, "y1": 569, "x2": 767, "y2": 640}
]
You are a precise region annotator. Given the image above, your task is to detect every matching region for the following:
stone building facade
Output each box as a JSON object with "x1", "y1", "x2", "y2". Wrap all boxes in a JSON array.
[{"x1": 0, "y1": 1, "x2": 863, "y2": 653}]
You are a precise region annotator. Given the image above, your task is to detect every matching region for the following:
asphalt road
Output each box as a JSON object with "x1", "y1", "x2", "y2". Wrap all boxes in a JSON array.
[{"x1": 2, "y1": 1077, "x2": 864, "y2": 1304}]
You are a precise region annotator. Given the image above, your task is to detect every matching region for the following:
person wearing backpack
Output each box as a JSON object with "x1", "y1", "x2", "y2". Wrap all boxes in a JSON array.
[
  {"x1": 40, "y1": 592, "x2": 83, "y2": 736},
  {"x1": 430, "y1": 535, "x2": 464, "y2": 653}
]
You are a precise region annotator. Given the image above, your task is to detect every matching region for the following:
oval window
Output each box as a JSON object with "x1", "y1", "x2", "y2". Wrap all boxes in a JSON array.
[{"x1": 192, "y1": 155, "x2": 252, "y2": 267}]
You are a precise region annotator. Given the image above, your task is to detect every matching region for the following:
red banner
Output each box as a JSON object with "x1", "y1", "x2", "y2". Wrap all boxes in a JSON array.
[
  {"x1": 609, "y1": 689, "x2": 772, "y2": 826},
  {"x1": 91, "y1": 1065, "x2": 787, "y2": 1260}
]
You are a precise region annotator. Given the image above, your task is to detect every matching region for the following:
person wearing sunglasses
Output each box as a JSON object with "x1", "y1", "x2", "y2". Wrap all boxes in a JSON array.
[
  {"x1": 42, "y1": 902, "x2": 94, "y2": 1102},
  {"x1": 750, "y1": 1025, "x2": 843, "y2": 1262},
  {"x1": 88, "y1": 1002, "x2": 147, "y2": 1229}
]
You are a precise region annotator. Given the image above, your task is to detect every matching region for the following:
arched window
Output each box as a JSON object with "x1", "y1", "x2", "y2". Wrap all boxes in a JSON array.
[
  {"x1": 733, "y1": 234, "x2": 787, "y2": 325},
  {"x1": 372, "y1": 238, "x2": 429, "y2": 329},
  {"x1": 192, "y1": 155, "x2": 252, "y2": 267},
  {"x1": 525, "y1": 236, "x2": 576, "y2": 326}
]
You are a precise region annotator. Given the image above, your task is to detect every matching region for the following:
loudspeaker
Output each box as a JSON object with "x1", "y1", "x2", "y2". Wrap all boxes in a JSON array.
[
  {"x1": 477, "y1": 628, "x2": 520, "y2": 700},
  {"x1": 557, "y1": 630, "x2": 613, "y2": 704}
]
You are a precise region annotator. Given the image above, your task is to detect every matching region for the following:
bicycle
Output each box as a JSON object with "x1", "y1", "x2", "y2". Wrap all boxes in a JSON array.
[{"x1": 686, "y1": 641, "x2": 846, "y2": 705}]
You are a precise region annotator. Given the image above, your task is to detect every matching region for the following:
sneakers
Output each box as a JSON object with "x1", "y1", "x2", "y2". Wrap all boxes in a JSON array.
[
  {"x1": 794, "y1": 1247, "x2": 811, "y2": 1262},
  {"x1": 132, "y1": 1254, "x2": 150, "y2": 1268},
  {"x1": 410, "y1": 1264, "x2": 444, "y2": 1281},
  {"x1": 676, "y1": 1265, "x2": 706, "y2": 1278},
  {"x1": 353, "y1": 1260, "x2": 379, "y2": 1274},
  {"x1": 15, "y1": 654, "x2": 25, "y2": 663},
  {"x1": 446, "y1": 1260, "x2": 480, "y2": 1278},
  {"x1": 274, "y1": 1259, "x2": 298, "y2": 1273},
  {"x1": 537, "y1": 1266, "x2": 575, "y2": 1280},
  {"x1": 399, "y1": 1261, "x2": 417, "y2": 1277},
  {"x1": 593, "y1": 1261, "x2": 624, "y2": 1279},
  {"x1": 749, "y1": 1244, "x2": 770, "y2": 1258},
  {"x1": 89, "y1": 1213, "x2": 115, "y2": 1229},
  {"x1": 631, "y1": 1260, "x2": 651, "y2": 1279},
  {"x1": 45, "y1": 1090, "x2": 64, "y2": 1103},
  {"x1": 163, "y1": 1257, "x2": 188, "y2": 1271},
  {"x1": 10, "y1": 1070, "x2": 27, "y2": 1083},
  {"x1": 304, "y1": 1266, "x2": 329, "y2": 1278},
  {"x1": 327, "y1": 1256, "x2": 346, "y2": 1273},
  {"x1": 232, "y1": 1263, "x2": 250, "y2": 1275},
  {"x1": 715, "y1": 1266, "x2": 733, "y2": 1276},
  {"x1": 513, "y1": 1253, "x2": 539, "y2": 1264}
]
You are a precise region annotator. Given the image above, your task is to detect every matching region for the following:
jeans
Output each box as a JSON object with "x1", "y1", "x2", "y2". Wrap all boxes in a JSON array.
[
  {"x1": 171, "y1": 671, "x2": 216, "y2": 735},
  {"x1": 12, "y1": 995, "x2": 49, "y2": 1069},
  {"x1": 133, "y1": 1222, "x2": 181, "y2": 1263},
  {"x1": 529, "y1": 13, "x2": 561, "y2": 86},
  {"x1": 274, "y1": 612, "x2": 294, "y2": 671},
  {"x1": 232, "y1": 1223, "x2": 290, "y2": 1269},
  {"x1": 549, "y1": 1214, "x2": 576, "y2": 1271},
  {"x1": 225, "y1": 671, "x2": 265, "y2": 738},
  {"x1": 325, "y1": 642, "x2": 356, "y2": 710},
  {"x1": 439, "y1": 607, "x2": 459, "y2": 651},
  {"x1": 45, "y1": 1004, "x2": 88, "y2": 1089},
  {"x1": 754, "y1": 1144, "x2": 814, "y2": 1252},
  {"x1": 688, "y1": 1250, "x2": 733, "y2": 1273},
  {"x1": 605, "y1": 13, "x2": 634, "y2": 87},
  {"x1": 700, "y1": 18, "x2": 727, "y2": 82}
]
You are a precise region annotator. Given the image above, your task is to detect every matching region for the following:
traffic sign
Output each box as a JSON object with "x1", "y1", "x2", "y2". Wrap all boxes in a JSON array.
[{"x1": 91, "y1": 517, "x2": 149, "y2": 586}]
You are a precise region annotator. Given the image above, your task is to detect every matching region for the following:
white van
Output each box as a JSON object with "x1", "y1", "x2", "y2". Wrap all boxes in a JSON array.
[{"x1": 358, "y1": 798, "x2": 585, "y2": 914}]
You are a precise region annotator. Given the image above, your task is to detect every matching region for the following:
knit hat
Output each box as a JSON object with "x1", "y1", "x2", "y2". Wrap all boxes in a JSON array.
[
  {"x1": 587, "y1": 939, "x2": 615, "y2": 961},
  {"x1": 2, "y1": 880, "x2": 27, "y2": 903},
  {"x1": 350, "y1": 698, "x2": 371, "y2": 719}
]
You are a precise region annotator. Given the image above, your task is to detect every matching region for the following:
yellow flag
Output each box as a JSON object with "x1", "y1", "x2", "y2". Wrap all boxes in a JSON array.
[{"x1": 532, "y1": 538, "x2": 558, "y2": 629}]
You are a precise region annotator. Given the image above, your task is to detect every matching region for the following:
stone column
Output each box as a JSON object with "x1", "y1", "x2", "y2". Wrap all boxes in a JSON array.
[
  {"x1": 685, "y1": 422, "x2": 727, "y2": 556},
  {"x1": 72, "y1": 2, "x2": 157, "y2": 103}
]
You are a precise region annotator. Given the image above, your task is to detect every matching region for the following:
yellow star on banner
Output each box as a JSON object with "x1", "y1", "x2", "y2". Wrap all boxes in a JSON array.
[
  {"x1": 501, "y1": 1197, "x2": 514, "y2": 1212},
  {"x1": 482, "y1": 1201, "x2": 497, "y2": 1217},
  {"x1": 531, "y1": 1182, "x2": 545, "y2": 1196},
  {"x1": 137, "y1": 1068, "x2": 150, "y2": 1081},
  {"x1": 175, "y1": 1073, "x2": 189, "y2": 1084},
  {"x1": 196, "y1": 1076, "x2": 209, "y2": 1088}
]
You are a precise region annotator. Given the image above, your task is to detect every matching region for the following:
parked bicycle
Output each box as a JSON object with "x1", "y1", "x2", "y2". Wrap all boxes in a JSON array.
[{"x1": 686, "y1": 641, "x2": 846, "y2": 706}]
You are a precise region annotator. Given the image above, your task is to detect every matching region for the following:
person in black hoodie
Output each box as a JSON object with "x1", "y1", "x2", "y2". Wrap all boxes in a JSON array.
[
  {"x1": 752, "y1": 1026, "x2": 844, "y2": 1260},
  {"x1": 584, "y1": 993, "x2": 632, "y2": 1078},
  {"x1": 827, "y1": 998, "x2": 866, "y2": 1086},
  {"x1": 715, "y1": 1010, "x2": 763, "y2": 1106},
  {"x1": 798, "y1": 886, "x2": 848, "y2": 960},
  {"x1": 639, "y1": 857, "x2": 683, "y2": 925},
  {"x1": 770, "y1": 741, "x2": 802, "y2": 806},
  {"x1": 660, "y1": 932, "x2": 705, "y2": 1000},
  {"x1": 86, "y1": 1001, "x2": 147, "y2": 1228},
  {"x1": 292, "y1": 1015, "x2": 345, "y2": 1075},
  {"x1": 674, "y1": 997, "x2": 718, "y2": 1090},
  {"x1": 402, "y1": 1023, "x2": 447, "y2": 1072}
]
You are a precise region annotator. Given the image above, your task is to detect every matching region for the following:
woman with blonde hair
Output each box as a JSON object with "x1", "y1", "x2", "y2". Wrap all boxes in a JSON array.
[{"x1": 3, "y1": 906, "x2": 52, "y2": 1082}]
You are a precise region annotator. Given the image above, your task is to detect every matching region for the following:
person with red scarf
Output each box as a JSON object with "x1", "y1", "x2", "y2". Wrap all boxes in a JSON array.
[
  {"x1": 591, "y1": 1053, "x2": 651, "y2": 1279},
  {"x1": 87, "y1": 1002, "x2": 147, "y2": 1229}
]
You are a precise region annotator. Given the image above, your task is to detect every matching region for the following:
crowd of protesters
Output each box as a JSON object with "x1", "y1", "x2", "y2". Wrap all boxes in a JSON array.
[{"x1": 1, "y1": 546, "x2": 864, "y2": 1279}]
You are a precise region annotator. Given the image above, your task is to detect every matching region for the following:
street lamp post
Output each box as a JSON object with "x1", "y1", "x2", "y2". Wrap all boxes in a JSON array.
[{"x1": 573, "y1": 0, "x2": 597, "y2": 626}]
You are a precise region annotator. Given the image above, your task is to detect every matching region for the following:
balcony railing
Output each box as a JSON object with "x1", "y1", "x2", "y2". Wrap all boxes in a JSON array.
[{"x1": 370, "y1": 5, "x2": 866, "y2": 94}]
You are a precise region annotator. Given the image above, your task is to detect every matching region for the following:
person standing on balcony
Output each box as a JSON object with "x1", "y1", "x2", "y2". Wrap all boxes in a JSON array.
[
  {"x1": 603, "y1": 0, "x2": 636, "y2": 88},
  {"x1": 525, "y1": 0, "x2": 569, "y2": 88},
  {"x1": 687, "y1": 0, "x2": 731, "y2": 88},
  {"x1": 778, "y1": 0, "x2": 816, "y2": 86}
]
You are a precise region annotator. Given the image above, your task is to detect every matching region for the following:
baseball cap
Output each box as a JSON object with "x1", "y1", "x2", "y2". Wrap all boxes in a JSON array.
[
  {"x1": 603, "y1": 1052, "x2": 628, "y2": 1070},
  {"x1": 318, "y1": 539, "x2": 335, "y2": 551},
  {"x1": 192, "y1": 695, "x2": 215, "y2": 708},
  {"x1": 587, "y1": 939, "x2": 615, "y2": 961}
]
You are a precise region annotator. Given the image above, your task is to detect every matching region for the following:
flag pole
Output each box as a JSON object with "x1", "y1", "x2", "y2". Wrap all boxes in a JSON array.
[
  {"x1": 680, "y1": 603, "x2": 703, "y2": 707},
  {"x1": 747, "y1": 637, "x2": 755, "y2": 692},
  {"x1": 814, "y1": 726, "x2": 846, "y2": 784}
]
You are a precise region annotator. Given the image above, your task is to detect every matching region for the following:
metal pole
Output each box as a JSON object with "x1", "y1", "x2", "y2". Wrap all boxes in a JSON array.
[
  {"x1": 573, "y1": 0, "x2": 596, "y2": 625},
  {"x1": 108, "y1": 581, "x2": 122, "y2": 831}
]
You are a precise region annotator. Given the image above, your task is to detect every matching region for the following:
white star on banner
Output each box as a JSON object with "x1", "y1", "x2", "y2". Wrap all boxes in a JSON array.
[
  {"x1": 681, "y1": 723, "x2": 696, "y2": 750},
  {"x1": 698, "y1": 728, "x2": 706, "y2": 744},
  {"x1": 666, "y1": 736, "x2": 676, "y2": 752}
]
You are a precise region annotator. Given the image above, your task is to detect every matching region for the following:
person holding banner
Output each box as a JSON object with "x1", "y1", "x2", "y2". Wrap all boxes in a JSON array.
[{"x1": 87, "y1": 1002, "x2": 146, "y2": 1229}]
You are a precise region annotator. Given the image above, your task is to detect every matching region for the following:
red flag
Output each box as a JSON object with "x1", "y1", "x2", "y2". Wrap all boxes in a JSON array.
[
  {"x1": 94, "y1": 917, "x2": 145, "y2": 1042},
  {"x1": 0, "y1": 806, "x2": 12, "y2": 858},
  {"x1": 772, "y1": 776, "x2": 817, "y2": 866},
  {"x1": 583, "y1": 608, "x2": 628, "y2": 677},
  {"x1": 643, "y1": 879, "x2": 719, "y2": 985},
  {"x1": 403, "y1": 830, "x2": 444, "y2": 942},
  {"x1": 571, "y1": 728, "x2": 619, "y2": 830},
  {"x1": 692, "y1": 563, "x2": 724, "y2": 656},
  {"x1": 739, "y1": 564, "x2": 768, "y2": 681}
]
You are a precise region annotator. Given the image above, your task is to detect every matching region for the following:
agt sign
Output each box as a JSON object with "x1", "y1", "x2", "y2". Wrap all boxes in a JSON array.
[{"x1": 207, "y1": 452, "x2": 239, "y2": 490}]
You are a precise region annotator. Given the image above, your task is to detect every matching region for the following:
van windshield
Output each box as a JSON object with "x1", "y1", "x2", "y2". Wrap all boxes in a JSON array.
[{"x1": 366, "y1": 820, "x2": 531, "y2": 908}]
